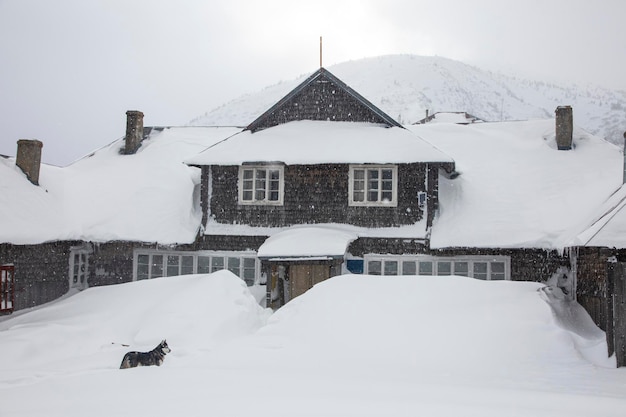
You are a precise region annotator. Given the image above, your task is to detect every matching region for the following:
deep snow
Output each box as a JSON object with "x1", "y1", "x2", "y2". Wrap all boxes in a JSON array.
[{"x1": 1, "y1": 271, "x2": 625, "y2": 416}]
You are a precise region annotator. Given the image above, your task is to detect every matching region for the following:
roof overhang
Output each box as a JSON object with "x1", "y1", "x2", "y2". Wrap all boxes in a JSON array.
[{"x1": 257, "y1": 226, "x2": 359, "y2": 260}]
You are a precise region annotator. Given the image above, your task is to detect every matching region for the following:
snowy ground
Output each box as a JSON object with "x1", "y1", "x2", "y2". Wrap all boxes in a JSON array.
[{"x1": 1, "y1": 271, "x2": 626, "y2": 416}]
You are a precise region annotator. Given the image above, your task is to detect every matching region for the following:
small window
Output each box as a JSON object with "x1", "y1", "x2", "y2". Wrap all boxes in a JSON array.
[
  {"x1": 137, "y1": 254, "x2": 149, "y2": 280},
  {"x1": 454, "y1": 262, "x2": 469, "y2": 277},
  {"x1": 384, "y1": 260, "x2": 398, "y2": 275},
  {"x1": 402, "y1": 261, "x2": 416, "y2": 275},
  {"x1": 152, "y1": 255, "x2": 163, "y2": 278},
  {"x1": 418, "y1": 261, "x2": 433, "y2": 275},
  {"x1": 239, "y1": 166, "x2": 284, "y2": 205},
  {"x1": 491, "y1": 262, "x2": 505, "y2": 280},
  {"x1": 349, "y1": 165, "x2": 397, "y2": 207},
  {"x1": 227, "y1": 257, "x2": 241, "y2": 276},
  {"x1": 198, "y1": 256, "x2": 211, "y2": 274},
  {"x1": 167, "y1": 255, "x2": 180, "y2": 277},
  {"x1": 473, "y1": 262, "x2": 488, "y2": 280},
  {"x1": 211, "y1": 257, "x2": 224, "y2": 272},
  {"x1": 368, "y1": 260, "x2": 382, "y2": 275},
  {"x1": 181, "y1": 256, "x2": 194, "y2": 275},
  {"x1": 437, "y1": 261, "x2": 452, "y2": 275},
  {"x1": 243, "y1": 258, "x2": 256, "y2": 285}
]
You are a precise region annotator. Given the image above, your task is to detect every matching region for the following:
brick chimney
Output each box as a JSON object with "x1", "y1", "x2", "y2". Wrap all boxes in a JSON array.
[
  {"x1": 16, "y1": 139, "x2": 43, "y2": 185},
  {"x1": 555, "y1": 106, "x2": 573, "y2": 150},
  {"x1": 123, "y1": 110, "x2": 144, "y2": 155}
]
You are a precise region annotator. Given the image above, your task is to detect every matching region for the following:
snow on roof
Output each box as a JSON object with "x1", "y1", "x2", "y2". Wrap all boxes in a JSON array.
[
  {"x1": 407, "y1": 120, "x2": 624, "y2": 249},
  {"x1": 256, "y1": 226, "x2": 359, "y2": 259},
  {"x1": 0, "y1": 127, "x2": 241, "y2": 245},
  {"x1": 568, "y1": 184, "x2": 626, "y2": 248},
  {"x1": 186, "y1": 120, "x2": 453, "y2": 166}
]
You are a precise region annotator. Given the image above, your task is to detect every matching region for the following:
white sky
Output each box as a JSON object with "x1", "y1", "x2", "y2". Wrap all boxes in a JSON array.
[{"x1": 1, "y1": 0, "x2": 625, "y2": 166}]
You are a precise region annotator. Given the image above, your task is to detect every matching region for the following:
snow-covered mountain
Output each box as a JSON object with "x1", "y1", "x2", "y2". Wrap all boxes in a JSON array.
[{"x1": 189, "y1": 55, "x2": 626, "y2": 147}]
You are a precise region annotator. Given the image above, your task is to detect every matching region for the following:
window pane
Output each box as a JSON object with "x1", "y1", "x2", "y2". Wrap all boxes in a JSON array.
[
  {"x1": 473, "y1": 262, "x2": 488, "y2": 280},
  {"x1": 418, "y1": 261, "x2": 433, "y2": 275},
  {"x1": 491, "y1": 262, "x2": 505, "y2": 280},
  {"x1": 211, "y1": 257, "x2": 224, "y2": 272},
  {"x1": 181, "y1": 256, "x2": 194, "y2": 275},
  {"x1": 402, "y1": 261, "x2": 416, "y2": 275},
  {"x1": 198, "y1": 256, "x2": 210, "y2": 274},
  {"x1": 454, "y1": 262, "x2": 469, "y2": 276},
  {"x1": 384, "y1": 260, "x2": 398, "y2": 275},
  {"x1": 437, "y1": 261, "x2": 452, "y2": 275},
  {"x1": 368, "y1": 260, "x2": 382, "y2": 275},
  {"x1": 227, "y1": 257, "x2": 240, "y2": 276},
  {"x1": 243, "y1": 169, "x2": 253, "y2": 180},
  {"x1": 243, "y1": 258, "x2": 256, "y2": 286},
  {"x1": 166, "y1": 255, "x2": 180, "y2": 277},
  {"x1": 152, "y1": 255, "x2": 163, "y2": 278},
  {"x1": 242, "y1": 190, "x2": 253, "y2": 200},
  {"x1": 137, "y1": 254, "x2": 149, "y2": 280}
]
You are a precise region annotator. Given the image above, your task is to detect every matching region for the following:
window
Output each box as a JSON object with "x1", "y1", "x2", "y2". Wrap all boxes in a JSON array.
[
  {"x1": 239, "y1": 165, "x2": 284, "y2": 205},
  {"x1": 134, "y1": 251, "x2": 259, "y2": 286},
  {"x1": 364, "y1": 255, "x2": 510, "y2": 280},
  {"x1": 349, "y1": 165, "x2": 397, "y2": 206}
]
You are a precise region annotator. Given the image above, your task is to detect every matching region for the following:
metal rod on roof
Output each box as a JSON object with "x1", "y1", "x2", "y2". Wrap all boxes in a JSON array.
[{"x1": 320, "y1": 36, "x2": 323, "y2": 68}]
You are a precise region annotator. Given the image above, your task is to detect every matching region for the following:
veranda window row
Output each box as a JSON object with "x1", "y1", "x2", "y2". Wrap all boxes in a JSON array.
[
  {"x1": 364, "y1": 255, "x2": 509, "y2": 280},
  {"x1": 135, "y1": 251, "x2": 258, "y2": 286}
]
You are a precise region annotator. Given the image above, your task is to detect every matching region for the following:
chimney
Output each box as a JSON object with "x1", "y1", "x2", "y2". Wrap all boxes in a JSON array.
[
  {"x1": 555, "y1": 106, "x2": 573, "y2": 150},
  {"x1": 123, "y1": 110, "x2": 144, "y2": 155},
  {"x1": 16, "y1": 139, "x2": 43, "y2": 185}
]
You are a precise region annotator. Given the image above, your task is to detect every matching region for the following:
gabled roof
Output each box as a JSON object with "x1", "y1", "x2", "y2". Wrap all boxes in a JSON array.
[
  {"x1": 245, "y1": 67, "x2": 403, "y2": 132},
  {"x1": 185, "y1": 121, "x2": 453, "y2": 166}
]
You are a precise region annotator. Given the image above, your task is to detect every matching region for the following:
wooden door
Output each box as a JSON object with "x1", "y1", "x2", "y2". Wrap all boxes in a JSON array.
[{"x1": 289, "y1": 264, "x2": 330, "y2": 299}]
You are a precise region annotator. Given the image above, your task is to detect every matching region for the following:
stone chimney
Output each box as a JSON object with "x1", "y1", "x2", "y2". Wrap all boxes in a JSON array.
[
  {"x1": 123, "y1": 110, "x2": 144, "y2": 155},
  {"x1": 555, "y1": 106, "x2": 573, "y2": 150},
  {"x1": 16, "y1": 139, "x2": 43, "y2": 185}
]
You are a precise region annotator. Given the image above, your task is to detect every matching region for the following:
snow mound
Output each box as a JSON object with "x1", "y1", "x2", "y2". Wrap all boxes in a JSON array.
[{"x1": 0, "y1": 271, "x2": 270, "y2": 383}]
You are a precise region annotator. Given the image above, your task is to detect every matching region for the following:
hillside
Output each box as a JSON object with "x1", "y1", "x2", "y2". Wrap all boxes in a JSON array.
[{"x1": 190, "y1": 55, "x2": 626, "y2": 147}]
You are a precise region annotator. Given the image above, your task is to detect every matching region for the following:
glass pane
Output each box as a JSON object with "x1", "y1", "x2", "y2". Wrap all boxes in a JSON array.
[
  {"x1": 181, "y1": 256, "x2": 194, "y2": 275},
  {"x1": 491, "y1": 262, "x2": 505, "y2": 280},
  {"x1": 167, "y1": 255, "x2": 180, "y2": 277},
  {"x1": 368, "y1": 260, "x2": 381, "y2": 275},
  {"x1": 137, "y1": 254, "x2": 149, "y2": 280},
  {"x1": 437, "y1": 261, "x2": 452, "y2": 275},
  {"x1": 198, "y1": 256, "x2": 210, "y2": 274},
  {"x1": 384, "y1": 261, "x2": 398, "y2": 275},
  {"x1": 367, "y1": 190, "x2": 379, "y2": 202},
  {"x1": 454, "y1": 261, "x2": 469, "y2": 276},
  {"x1": 473, "y1": 262, "x2": 488, "y2": 280},
  {"x1": 243, "y1": 258, "x2": 256, "y2": 286},
  {"x1": 152, "y1": 255, "x2": 163, "y2": 278},
  {"x1": 382, "y1": 169, "x2": 393, "y2": 180},
  {"x1": 243, "y1": 169, "x2": 253, "y2": 180},
  {"x1": 353, "y1": 169, "x2": 364, "y2": 180},
  {"x1": 227, "y1": 257, "x2": 240, "y2": 276},
  {"x1": 368, "y1": 169, "x2": 379, "y2": 180},
  {"x1": 243, "y1": 190, "x2": 253, "y2": 200},
  {"x1": 353, "y1": 190, "x2": 364, "y2": 202},
  {"x1": 402, "y1": 261, "x2": 416, "y2": 275},
  {"x1": 211, "y1": 257, "x2": 224, "y2": 272},
  {"x1": 418, "y1": 261, "x2": 433, "y2": 275}
]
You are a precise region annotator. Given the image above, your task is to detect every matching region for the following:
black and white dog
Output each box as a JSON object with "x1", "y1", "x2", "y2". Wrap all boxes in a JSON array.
[{"x1": 119, "y1": 340, "x2": 171, "y2": 369}]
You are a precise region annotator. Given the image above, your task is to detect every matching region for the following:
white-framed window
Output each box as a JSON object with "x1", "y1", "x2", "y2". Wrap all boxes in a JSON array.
[
  {"x1": 134, "y1": 250, "x2": 259, "y2": 286},
  {"x1": 364, "y1": 255, "x2": 510, "y2": 280},
  {"x1": 349, "y1": 165, "x2": 398, "y2": 207},
  {"x1": 69, "y1": 244, "x2": 92, "y2": 290},
  {"x1": 238, "y1": 165, "x2": 284, "y2": 205}
]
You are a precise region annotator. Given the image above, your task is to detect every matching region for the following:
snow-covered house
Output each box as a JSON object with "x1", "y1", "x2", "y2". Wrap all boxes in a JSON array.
[{"x1": 0, "y1": 66, "x2": 624, "y2": 338}]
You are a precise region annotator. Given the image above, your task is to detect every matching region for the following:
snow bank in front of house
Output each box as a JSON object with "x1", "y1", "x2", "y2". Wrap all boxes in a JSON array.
[
  {"x1": 1, "y1": 273, "x2": 625, "y2": 417},
  {"x1": 0, "y1": 271, "x2": 270, "y2": 381}
]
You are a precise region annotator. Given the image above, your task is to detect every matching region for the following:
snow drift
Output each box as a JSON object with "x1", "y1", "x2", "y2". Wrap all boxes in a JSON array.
[{"x1": 1, "y1": 272, "x2": 626, "y2": 416}]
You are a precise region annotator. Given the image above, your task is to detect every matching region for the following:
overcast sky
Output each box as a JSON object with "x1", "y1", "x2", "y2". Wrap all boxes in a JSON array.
[{"x1": 1, "y1": 0, "x2": 625, "y2": 166}]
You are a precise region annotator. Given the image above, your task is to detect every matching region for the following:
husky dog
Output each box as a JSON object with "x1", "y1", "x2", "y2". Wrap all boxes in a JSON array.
[{"x1": 119, "y1": 340, "x2": 171, "y2": 369}]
